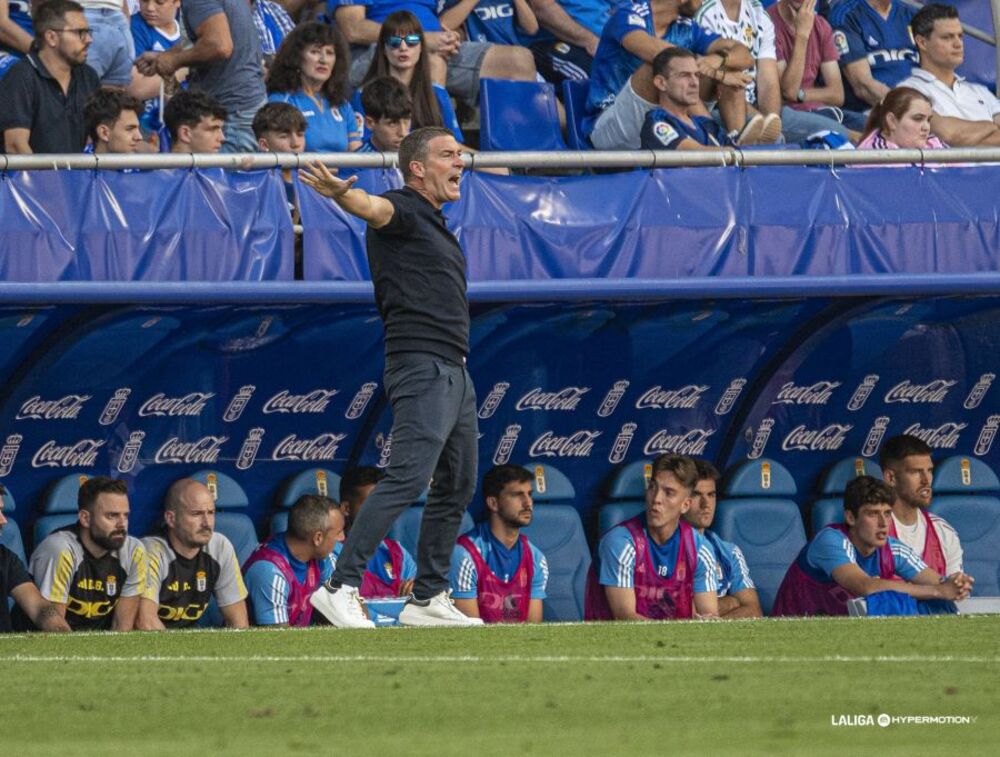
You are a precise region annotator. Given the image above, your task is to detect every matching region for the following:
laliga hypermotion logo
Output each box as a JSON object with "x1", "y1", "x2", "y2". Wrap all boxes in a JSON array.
[
  {"x1": 99, "y1": 388, "x2": 132, "y2": 426},
  {"x1": 478, "y1": 382, "x2": 510, "y2": 419},
  {"x1": 346, "y1": 382, "x2": 377, "y2": 419},
  {"x1": 847, "y1": 374, "x2": 880, "y2": 411},
  {"x1": 236, "y1": 428, "x2": 265, "y2": 470},
  {"x1": 515, "y1": 386, "x2": 590, "y2": 412},
  {"x1": 116, "y1": 431, "x2": 145, "y2": 474},
  {"x1": 772, "y1": 381, "x2": 841, "y2": 406},
  {"x1": 223, "y1": 385, "x2": 256, "y2": 422},
  {"x1": 714, "y1": 378, "x2": 746, "y2": 416},
  {"x1": 635, "y1": 385, "x2": 708, "y2": 410},
  {"x1": 782, "y1": 424, "x2": 853, "y2": 452},
  {"x1": 16, "y1": 394, "x2": 92, "y2": 421},
  {"x1": 493, "y1": 424, "x2": 521, "y2": 465},
  {"x1": 903, "y1": 422, "x2": 966, "y2": 450},
  {"x1": 608, "y1": 423, "x2": 637, "y2": 464},
  {"x1": 263, "y1": 389, "x2": 339, "y2": 414},
  {"x1": 0, "y1": 434, "x2": 23, "y2": 477},
  {"x1": 975, "y1": 415, "x2": 1000, "y2": 456},
  {"x1": 862, "y1": 416, "x2": 890, "y2": 457},
  {"x1": 597, "y1": 380, "x2": 630, "y2": 418},
  {"x1": 529, "y1": 430, "x2": 601, "y2": 458},
  {"x1": 964, "y1": 373, "x2": 995, "y2": 410},
  {"x1": 32, "y1": 439, "x2": 105, "y2": 468}
]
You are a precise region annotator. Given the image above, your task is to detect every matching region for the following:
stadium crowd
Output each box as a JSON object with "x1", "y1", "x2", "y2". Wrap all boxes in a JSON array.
[
  {"x1": 0, "y1": 1, "x2": 998, "y2": 156},
  {"x1": 0, "y1": 432, "x2": 977, "y2": 632}
]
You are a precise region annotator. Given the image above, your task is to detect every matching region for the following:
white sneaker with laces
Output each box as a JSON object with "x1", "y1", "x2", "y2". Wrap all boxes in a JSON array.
[
  {"x1": 398, "y1": 590, "x2": 485, "y2": 627},
  {"x1": 309, "y1": 584, "x2": 375, "y2": 629}
]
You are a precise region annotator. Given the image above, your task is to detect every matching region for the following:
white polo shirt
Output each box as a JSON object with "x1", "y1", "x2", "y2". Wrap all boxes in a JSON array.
[{"x1": 900, "y1": 68, "x2": 1000, "y2": 122}]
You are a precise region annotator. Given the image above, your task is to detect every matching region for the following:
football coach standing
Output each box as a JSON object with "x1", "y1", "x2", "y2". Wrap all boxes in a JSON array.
[{"x1": 300, "y1": 127, "x2": 482, "y2": 629}]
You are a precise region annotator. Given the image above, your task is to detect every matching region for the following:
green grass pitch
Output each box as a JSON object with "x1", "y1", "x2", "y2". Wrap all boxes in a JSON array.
[{"x1": 1, "y1": 615, "x2": 998, "y2": 756}]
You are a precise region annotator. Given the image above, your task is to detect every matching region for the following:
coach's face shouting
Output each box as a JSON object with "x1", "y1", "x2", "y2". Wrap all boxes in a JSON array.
[{"x1": 414, "y1": 134, "x2": 464, "y2": 208}]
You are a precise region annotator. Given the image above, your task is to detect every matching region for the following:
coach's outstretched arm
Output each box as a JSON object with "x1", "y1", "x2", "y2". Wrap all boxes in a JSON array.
[{"x1": 299, "y1": 162, "x2": 396, "y2": 229}]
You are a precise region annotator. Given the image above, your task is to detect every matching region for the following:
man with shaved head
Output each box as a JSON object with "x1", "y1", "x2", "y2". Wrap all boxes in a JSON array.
[{"x1": 138, "y1": 478, "x2": 248, "y2": 630}]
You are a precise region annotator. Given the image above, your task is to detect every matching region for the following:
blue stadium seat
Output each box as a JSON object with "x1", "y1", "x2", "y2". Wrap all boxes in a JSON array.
[
  {"x1": 521, "y1": 506, "x2": 591, "y2": 621},
  {"x1": 930, "y1": 456, "x2": 1000, "y2": 596},
  {"x1": 271, "y1": 468, "x2": 342, "y2": 535},
  {"x1": 517, "y1": 463, "x2": 590, "y2": 621},
  {"x1": 479, "y1": 78, "x2": 568, "y2": 151},
  {"x1": 810, "y1": 457, "x2": 882, "y2": 535},
  {"x1": 715, "y1": 459, "x2": 806, "y2": 614},
  {"x1": 597, "y1": 459, "x2": 652, "y2": 535},
  {"x1": 562, "y1": 79, "x2": 590, "y2": 150},
  {"x1": 33, "y1": 473, "x2": 90, "y2": 547},
  {"x1": 189, "y1": 470, "x2": 258, "y2": 565},
  {"x1": 388, "y1": 506, "x2": 473, "y2": 557},
  {"x1": 0, "y1": 486, "x2": 26, "y2": 566}
]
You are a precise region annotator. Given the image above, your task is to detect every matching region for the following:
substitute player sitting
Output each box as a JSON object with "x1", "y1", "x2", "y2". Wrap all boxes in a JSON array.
[
  {"x1": 449, "y1": 465, "x2": 549, "y2": 623},
  {"x1": 243, "y1": 495, "x2": 345, "y2": 626},
  {"x1": 586, "y1": 454, "x2": 719, "y2": 621},
  {"x1": 138, "y1": 479, "x2": 248, "y2": 630},
  {"x1": 771, "y1": 476, "x2": 972, "y2": 616}
]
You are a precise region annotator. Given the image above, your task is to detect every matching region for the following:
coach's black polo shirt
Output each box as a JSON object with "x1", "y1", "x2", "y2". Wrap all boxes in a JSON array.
[
  {"x1": 0, "y1": 52, "x2": 99, "y2": 154},
  {"x1": 366, "y1": 187, "x2": 470, "y2": 365}
]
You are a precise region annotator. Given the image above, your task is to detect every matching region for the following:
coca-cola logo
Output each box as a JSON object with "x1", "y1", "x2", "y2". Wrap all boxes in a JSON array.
[
  {"x1": 262, "y1": 389, "x2": 339, "y2": 414},
  {"x1": 528, "y1": 430, "x2": 601, "y2": 458},
  {"x1": 32, "y1": 439, "x2": 104, "y2": 468},
  {"x1": 16, "y1": 394, "x2": 92, "y2": 420},
  {"x1": 154, "y1": 435, "x2": 228, "y2": 464},
  {"x1": 643, "y1": 429, "x2": 715, "y2": 456},
  {"x1": 271, "y1": 433, "x2": 347, "y2": 462},
  {"x1": 772, "y1": 381, "x2": 841, "y2": 406},
  {"x1": 635, "y1": 385, "x2": 708, "y2": 410},
  {"x1": 884, "y1": 380, "x2": 956, "y2": 404},
  {"x1": 139, "y1": 392, "x2": 215, "y2": 417},
  {"x1": 516, "y1": 387, "x2": 590, "y2": 412},
  {"x1": 782, "y1": 424, "x2": 853, "y2": 452},
  {"x1": 903, "y1": 422, "x2": 966, "y2": 449}
]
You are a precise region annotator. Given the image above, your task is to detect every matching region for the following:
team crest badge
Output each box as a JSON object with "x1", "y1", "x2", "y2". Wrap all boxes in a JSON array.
[
  {"x1": 332, "y1": 108, "x2": 343, "y2": 122},
  {"x1": 383, "y1": 562, "x2": 394, "y2": 580},
  {"x1": 106, "y1": 576, "x2": 117, "y2": 597},
  {"x1": 555, "y1": 42, "x2": 570, "y2": 55},
  {"x1": 196, "y1": 571, "x2": 207, "y2": 593},
  {"x1": 833, "y1": 31, "x2": 849, "y2": 57}
]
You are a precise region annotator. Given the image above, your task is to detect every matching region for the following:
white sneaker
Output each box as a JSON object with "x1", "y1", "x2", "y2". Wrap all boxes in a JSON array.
[
  {"x1": 398, "y1": 590, "x2": 485, "y2": 627},
  {"x1": 309, "y1": 585, "x2": 375, "y2": 629}
]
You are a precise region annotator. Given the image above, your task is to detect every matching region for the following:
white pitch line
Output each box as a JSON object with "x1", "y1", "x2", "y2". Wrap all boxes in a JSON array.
[{"x1": 1, "y1": 654, "x2": 998, "y2": 664}]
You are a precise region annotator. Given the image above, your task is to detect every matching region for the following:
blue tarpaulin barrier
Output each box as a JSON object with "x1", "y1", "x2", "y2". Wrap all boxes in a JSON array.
[
  {"x1": 0, "y1": 279, "x2": 997, "y2": 549},
  {"x1": 300, "y1": 166, "x2": 1000, "y2": 281},
  {"x1": 0, "y1": 169, "x2": 294, "y2": 281}
]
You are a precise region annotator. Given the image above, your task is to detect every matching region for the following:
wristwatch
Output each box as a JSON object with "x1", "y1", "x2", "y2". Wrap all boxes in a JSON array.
[{"x1": 796, "y1": 88, "x2": 807, "y2": 103}]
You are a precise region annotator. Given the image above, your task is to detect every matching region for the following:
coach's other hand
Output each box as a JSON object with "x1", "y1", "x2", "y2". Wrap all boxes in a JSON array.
[{"x1": 299, "y1": 161, "x2": 355, "y2": 199}]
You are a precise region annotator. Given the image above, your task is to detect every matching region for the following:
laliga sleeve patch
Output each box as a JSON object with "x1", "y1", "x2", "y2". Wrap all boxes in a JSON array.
[
  {"x1": 833, "y1": 30, "x2": 849, "y2": 57},
  {"x1": 653, "y1": 121, "x2": 678, "y2": 146},
  {"x1": 355, "y1": 112, "x2": 364, "y2": 133},
  {"x1": 628, "y1": 13, "x2": 645, "y2": 28}
]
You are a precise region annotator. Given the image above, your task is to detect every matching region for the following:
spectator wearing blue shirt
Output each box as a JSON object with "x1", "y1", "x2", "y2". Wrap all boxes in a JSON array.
[
  {"x1": 266, "y1": 22, "x2": 362, "y2": 152},
  {"x1": 685, "y1": 459, "x2": 762, "y2": 618},
  {"x1": 585, "y1": 0, "x2": 755, "y2": 150},
  {"x1": 586, "y1": 454, "x2": 720, "y2": 621},
  {"x1": 130, "y1": 0, "x2": 183, "y2": 137},
  {"x1": 640, "y1": 47, "x2": 777, "y2": 149},
  {"x1": 329, "y1": 0, "x2": 536, "y2": 108},
  {"x1": 339, "y1": 467, "x2": 417, "y2": 598},
  {"x1": 0, "y1": 0, "x2": 34, "y2": 57},
  {"x1": 828, "y1": 0, "x2": 917, "y2": 128},
  {"x1": 449, "y1": 465, "x2": 549, "y2": 623},
  {"x1": 84, "y1": 88, "x2": 145, "y2": 153},
  {"x1": 772, "y1": 476, "x2": 973, "y2": 617},
  {"x1": 358, "y1": 75, "x2": 412, "y2": 152},
  {"x1": 244, "y1": 495, "x2": 346, "y2": 626}
]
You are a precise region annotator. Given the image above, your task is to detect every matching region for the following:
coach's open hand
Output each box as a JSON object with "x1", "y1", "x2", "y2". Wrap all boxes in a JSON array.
[{"x1": 299, "y1": 161, "x2": 356, "y2": 199}]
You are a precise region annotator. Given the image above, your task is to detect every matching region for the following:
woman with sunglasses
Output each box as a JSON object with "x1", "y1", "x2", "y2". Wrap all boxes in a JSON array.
[
  {"x1": 267, "y1": 22, "x2": 361, "y2": 152},
  {"x1": 359, "y1": 11, "x2": 463, "y2": 143}
]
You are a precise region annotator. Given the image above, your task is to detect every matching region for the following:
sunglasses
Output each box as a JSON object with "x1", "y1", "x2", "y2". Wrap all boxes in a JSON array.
[{"x1": 386, "y1": 34, "x2": 421, "y2": 49}]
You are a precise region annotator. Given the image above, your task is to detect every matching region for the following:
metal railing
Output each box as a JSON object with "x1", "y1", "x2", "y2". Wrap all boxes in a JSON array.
[{"x1": 2, "y1": 147, "x2": 1000, "y2": 172}]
